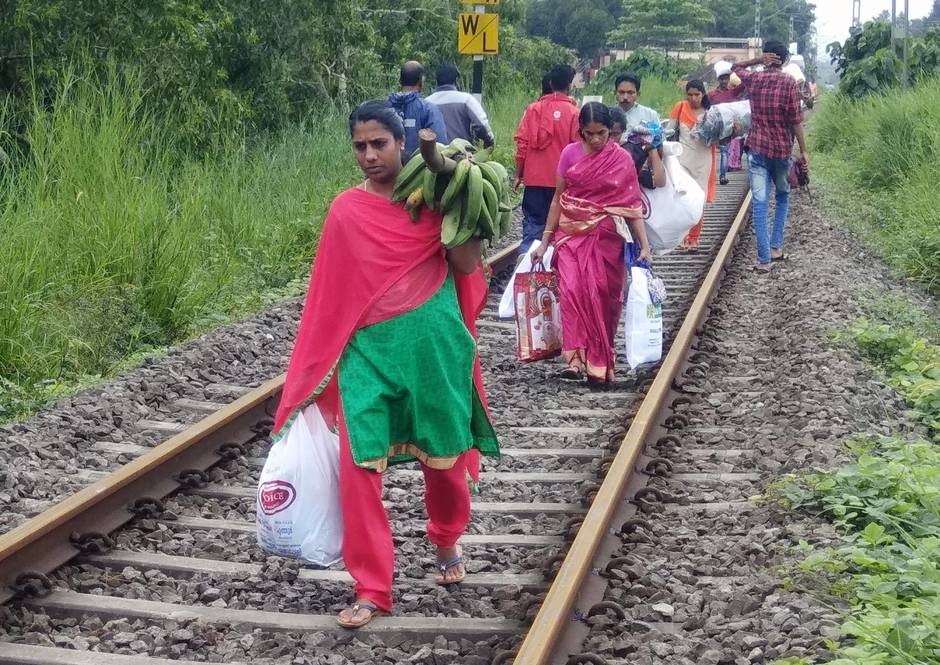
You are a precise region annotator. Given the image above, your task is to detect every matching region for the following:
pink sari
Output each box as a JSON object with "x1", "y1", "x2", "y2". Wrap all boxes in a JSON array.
[{"x1": 556, "y1": 141, "x2": 643, "y2": 382}]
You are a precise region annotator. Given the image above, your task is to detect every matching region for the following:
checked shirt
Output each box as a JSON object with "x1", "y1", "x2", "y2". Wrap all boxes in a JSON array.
[{"x1": 732, "y1": 64, "x2": 802, "y2": 160}]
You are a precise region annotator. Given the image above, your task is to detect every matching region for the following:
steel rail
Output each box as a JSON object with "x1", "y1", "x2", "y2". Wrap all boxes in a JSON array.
[
  {"x1": 0, "y1": 242, "x2": 521, "y2": 605},
  {"x1": 512, "y1": 192, "x2": 753, "y2": 665}
]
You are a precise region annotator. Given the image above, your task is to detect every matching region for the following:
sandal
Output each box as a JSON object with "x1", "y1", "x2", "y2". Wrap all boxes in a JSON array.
[
  {"x1": 558, "y1": 359, "x2": 586, "y2": 381},
  {"x1": 753, "y1": 262, "x2": 773, "y2": 273},
  {"x1": 771, "y1": 253, "x2": 787, "y2": 262},
  {"x1": 435, "y1": 546, "x2": 466, "y2": 585},
  {"x1": 337, "y1": 600, "x2": 386, "y2": 628}
]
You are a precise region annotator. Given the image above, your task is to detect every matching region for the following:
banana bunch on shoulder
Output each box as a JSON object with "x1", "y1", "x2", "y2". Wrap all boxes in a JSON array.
[{"x1": 392, "y1": 135, "x2": 512, "y2": 250}]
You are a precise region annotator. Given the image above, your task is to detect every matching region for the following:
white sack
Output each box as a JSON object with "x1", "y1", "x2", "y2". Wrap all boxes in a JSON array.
[
  {"x1": 256, "y1": 404, "x2": 342, "y2": 567},
  {"x1": 641, "y1": 155, "x2": 705, "y2": 253},
  {"x1": 624, "y1": 266, "x2": 663, "y2": 369}
]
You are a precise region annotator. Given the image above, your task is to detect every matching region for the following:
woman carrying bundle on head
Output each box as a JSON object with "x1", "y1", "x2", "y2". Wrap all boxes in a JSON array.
[
  {"x1": 531, "y1": 102, "x2": 651, "y2": 385},
  {"x1": 271, "y1": 99, "x2": 500, "y2": 629},
  {"x1": 669, "y1": 80, "x2": 717, "y2": 252}
]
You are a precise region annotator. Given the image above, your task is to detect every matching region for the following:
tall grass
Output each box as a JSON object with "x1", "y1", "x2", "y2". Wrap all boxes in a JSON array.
[
  {"x1": 0, "y1": 68, "x2": 539, "y2": 421},
  {"x1": 0, "y1": 68, "x2": 358, "y2": 420},
  {"x1": 811, "y1": 78, "x2": 940, "y2": 293}
]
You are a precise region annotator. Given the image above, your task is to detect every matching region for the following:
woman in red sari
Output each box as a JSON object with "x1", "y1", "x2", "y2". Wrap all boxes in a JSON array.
[
  {"x1": 532, "y1": 102, "x2": 651, "y2": 384},
  {"x1": 272, "y1": 100, "x2": 500, "y2": 628}
]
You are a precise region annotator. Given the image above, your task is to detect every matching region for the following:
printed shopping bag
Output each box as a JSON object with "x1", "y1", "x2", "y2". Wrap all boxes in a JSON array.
[
  {"x1": 624, "y1": 266, "x2": 663, "y2": 369},
  {"x1": 256, "y1": 403, "x2": 342, "y2": 567},
  {"x1": 499, "y1": 241, "x2": 555, "y2": 319},
  {"x1": 514, "y1": 262, "x2": 563, "y2": 362}
]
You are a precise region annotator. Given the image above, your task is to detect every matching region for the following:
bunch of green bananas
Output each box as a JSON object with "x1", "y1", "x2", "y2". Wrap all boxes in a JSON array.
[{"x1": 392, "y1": 138, "x2": 512, "y2": 249}]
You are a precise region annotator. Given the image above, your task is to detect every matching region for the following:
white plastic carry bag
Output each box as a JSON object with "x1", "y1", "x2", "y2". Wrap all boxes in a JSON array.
[
  {"x1": 624, "y1": 266, "x2": 663, "y2": 369},
  {"x1": 641, "y1": 149, "x2": 705, "y2": 253},
  {"x1": 256, "y1": 403, "x2": 342, "y2": 567},
  {"x1": 498, "y1": 240, "x2": 555, "y2": 319}
]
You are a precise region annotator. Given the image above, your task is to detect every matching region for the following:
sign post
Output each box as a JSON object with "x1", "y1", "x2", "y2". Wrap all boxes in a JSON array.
[{"x1": 458, "y1": 0, "x2": 500, "y2": 101}]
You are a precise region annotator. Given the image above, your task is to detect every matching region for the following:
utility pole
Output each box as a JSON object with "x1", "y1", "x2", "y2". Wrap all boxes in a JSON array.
[
  {"x1": 753, "y1": 0, "x2": 761, "y2": 38},
  {"x1": 788, "y1": 16, "x2": 794, "y2": 44},
  {"x1": 852, "y1": 0, "x2": 861, "y2": 28},
  {"x1": 903, "y1": 0, "x2": 910, "y2": 87}
]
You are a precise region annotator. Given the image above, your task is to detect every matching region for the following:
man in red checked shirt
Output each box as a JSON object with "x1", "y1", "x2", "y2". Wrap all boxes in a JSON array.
[{"x1": 733, "y1": 40, "x2": 810, "y2": 273}]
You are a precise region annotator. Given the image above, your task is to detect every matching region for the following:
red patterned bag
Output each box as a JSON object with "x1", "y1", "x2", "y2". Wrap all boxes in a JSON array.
[{"x1": 514, "y1": 262, "x2": 563, "y2": 362}]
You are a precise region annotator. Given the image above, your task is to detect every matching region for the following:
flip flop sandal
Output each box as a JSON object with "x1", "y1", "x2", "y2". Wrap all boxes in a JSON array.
[
  {"x1": 771, "y1": 254, "x2": 788, "y2": 262},
  {"x1": 753, "y1": 263, "x2": 773, "y2": 273},
  {"x1": 558, "y1": 361, "x2": 586, "y2": 381},
  {"x1": 337, "y1": 601, "x2": 386, "y2": 629},
  {"x1": 435, "y1": 549, "x2": 466, "y2": 586}
]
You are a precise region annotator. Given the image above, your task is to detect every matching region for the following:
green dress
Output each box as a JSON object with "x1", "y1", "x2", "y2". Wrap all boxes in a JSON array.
[{"x1": 338, "y1": 273, "x2": 499, "y2": 472}]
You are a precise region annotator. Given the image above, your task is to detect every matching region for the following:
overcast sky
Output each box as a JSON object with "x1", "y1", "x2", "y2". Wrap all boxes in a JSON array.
[{"x1": 816, "y1": 0, "x2": 935, "y2": 54}]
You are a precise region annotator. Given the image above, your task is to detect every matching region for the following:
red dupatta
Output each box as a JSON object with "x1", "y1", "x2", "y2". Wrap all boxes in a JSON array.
[
  {"x1": 558, "y1": 140, "x2": 644, "y2": 238},
  {"x1": 273, "y1": 188, "x2": 490, "y2": 445}
]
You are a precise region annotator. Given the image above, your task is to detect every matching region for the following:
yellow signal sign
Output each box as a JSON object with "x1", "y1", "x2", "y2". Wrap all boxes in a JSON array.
[
  {"x1": 457, "y1": 13, "x2": 499, "y2": 55},
  {"x1": 460, "y1": 0, "x2": 500, "y2": 4}
]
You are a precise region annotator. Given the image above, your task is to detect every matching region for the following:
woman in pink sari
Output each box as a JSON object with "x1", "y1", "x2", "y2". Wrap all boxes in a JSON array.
[
  {"x1": 272, "y1": 101, "x2": 499, "y2": 628},
  {"x1": 532, "y1": 102, "x2": 651, "y2": 384}
]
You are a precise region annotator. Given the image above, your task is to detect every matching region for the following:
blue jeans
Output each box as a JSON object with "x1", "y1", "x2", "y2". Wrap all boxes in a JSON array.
[
  {"x1": 520, "y1": 186, "x2": 555, "y2": 253},
  {"x1": 719, "y1": 143, "x2": 729, "y2": 179},
  {"x1": 748, "y1": 151, "x2": 792, "y2": 264}
]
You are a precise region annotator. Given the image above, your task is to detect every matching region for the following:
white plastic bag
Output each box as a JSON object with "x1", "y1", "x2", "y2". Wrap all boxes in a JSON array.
[
  {"x1": 256, "y1": 403, "x2": 342, "y2": 567},
  {"x1": 641, "y1": 154, "x2": 705, "y2": 253},
  {"x1": 624, "y1": 266, "x2": 663, "y2": 369},
  {"x1": 498, "y1": 240, "x2": 555, "y2": 319}
]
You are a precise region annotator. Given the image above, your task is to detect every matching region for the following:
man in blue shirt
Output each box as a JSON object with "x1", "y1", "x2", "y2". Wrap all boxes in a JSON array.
[{"x1": 388, "y1": 61, "x2": 449, "y2": 159}]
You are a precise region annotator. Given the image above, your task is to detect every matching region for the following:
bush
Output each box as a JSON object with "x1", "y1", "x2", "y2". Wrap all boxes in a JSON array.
[{"x1": 811, "y1": 77, "x2": 940, "y2": 293}]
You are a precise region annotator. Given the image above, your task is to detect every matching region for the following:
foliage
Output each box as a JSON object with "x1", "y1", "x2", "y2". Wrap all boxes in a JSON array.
[
  {"x1": 828, "y1": 20, "x2": 940, "y2": 97},
  {"x1": 526, "y1": 0, "x2": 623, "y2": 56},
  {"x1": 705, "y1": 0, "x2": 817, "y2": 58},
  {"x1": 768, "y1": 321, "x2": 940, "y2": 664},
  {"x1": 608, "y1": 0, "x2": 714, "y2": 49},
  {"x1": 0, "y1": 0, "x2": 564, "y2": 150},
  {"x1": 810, "y1": 77, "x2": 940, "y2": 294},
  {"x1": 0, "y1": 63, "x2": 530, "y2": 422},
  {"x1": 579, "y1": 61, "x2": 684, "y2": 115}
]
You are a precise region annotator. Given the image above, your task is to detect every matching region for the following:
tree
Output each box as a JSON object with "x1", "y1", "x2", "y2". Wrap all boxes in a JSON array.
[
  {"x1": 608, "y1": 0, "x2": 714, "y2": 49},
  {"x1": 527, "y1": 0, "x2": 620, "y2": 55}
]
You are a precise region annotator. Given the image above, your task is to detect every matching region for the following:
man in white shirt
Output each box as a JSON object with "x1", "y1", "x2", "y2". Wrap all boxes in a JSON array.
[
  {"x1": 615, "y1": 72, "x2": 660, "y2": 131},
  {"x1": 426, "y1": 64, "x2": 495, "y2": 148}
]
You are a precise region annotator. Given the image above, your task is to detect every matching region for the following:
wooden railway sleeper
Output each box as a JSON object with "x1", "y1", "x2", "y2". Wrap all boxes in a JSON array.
[
  {"x1": 11, "y1": 571, "x2": 52, "y2": 597},
  {"x1": 69, "y1": 531, "x2": 115, "y2": 555}
]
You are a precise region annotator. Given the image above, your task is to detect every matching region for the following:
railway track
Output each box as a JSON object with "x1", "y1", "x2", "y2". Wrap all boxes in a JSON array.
[{"x1": 0, "y1": 171, "x2": 753, "y2": 665}]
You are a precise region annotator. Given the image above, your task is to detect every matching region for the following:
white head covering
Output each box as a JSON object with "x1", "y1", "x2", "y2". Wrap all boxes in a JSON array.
[
  {"x1": 713, "y1": 60, "x2": 733, "y2": 78},
  {"x1": 783, "y1": 62, "x2": 806, "y2": 83}
]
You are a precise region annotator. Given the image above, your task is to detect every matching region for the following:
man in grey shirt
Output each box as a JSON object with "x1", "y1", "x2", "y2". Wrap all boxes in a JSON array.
[
  {"x1": 426, "y1": 64, "x2": 495, "y2": 148},
  {"x1": 615, "y1": 72, "x2": 660, "y2": 131}
]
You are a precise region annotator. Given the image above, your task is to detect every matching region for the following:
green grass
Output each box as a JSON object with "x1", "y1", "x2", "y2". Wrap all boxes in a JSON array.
[
  {"x1": 0, "y1": 67, "x2": 531, "y2": 422},
  {"x1": 811, "y1": 78, "x2": 940, "y2": 294},
  {"x1": 770, "y1": 320, "x2": 940, "y2": 664},
  {"x1": 0, "y1": 68, "x2": 357, "y2": 421}
]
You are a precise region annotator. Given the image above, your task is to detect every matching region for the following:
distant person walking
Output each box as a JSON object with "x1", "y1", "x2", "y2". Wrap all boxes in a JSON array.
[
  {"x1": 513, "y1": 64, "x2": 580, "y2": 257},
  {"x1": 733, "y1": 40, "x2": 809, "y2": 272},
  {"x1": 614, "y1": 73, "x2": 660, "y2": 132},
  {"x1": 709, "y1": 61, "x2": 746, "y2": 185},
  {"x1": 388, "y1": 61, "x2": 448, "y2": 158},
  {"x1": 669, "y1": 80, "x2": 716, "y2": 252},
  {"x1": 426, "y1": 64, "x2": 495, "y2": 148}
]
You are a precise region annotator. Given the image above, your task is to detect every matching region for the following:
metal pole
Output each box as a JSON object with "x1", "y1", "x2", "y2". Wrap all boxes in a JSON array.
[
  {"x1": 753, "y1": 0, "x2": 761, "y2": 38},
  {"x1": 903, "y1": 0, "x2": 910, "y2": 87},
  {"x1": 471, "y1": 4, "x2": 484, "y2": 101}
]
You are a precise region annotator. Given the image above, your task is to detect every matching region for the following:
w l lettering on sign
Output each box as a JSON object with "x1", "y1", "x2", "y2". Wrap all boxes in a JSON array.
[{"x1": 457, "y1": 13, "x2": 499, "y2": 55}]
